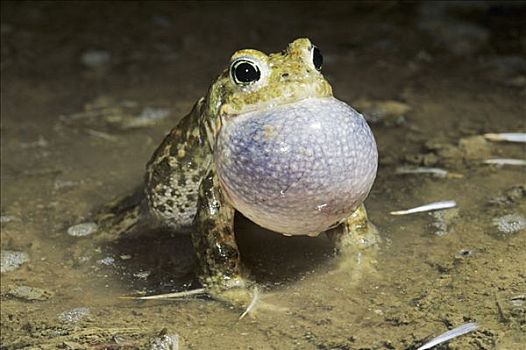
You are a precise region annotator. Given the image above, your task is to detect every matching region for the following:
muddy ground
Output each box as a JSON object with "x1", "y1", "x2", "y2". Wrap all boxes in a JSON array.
[{"x1": 1, "y1": 1, "x2": 525, "y2": 349}]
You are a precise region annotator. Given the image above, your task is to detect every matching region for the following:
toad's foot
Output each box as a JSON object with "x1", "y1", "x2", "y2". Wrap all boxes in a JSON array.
[
  {"x1": 127, "y1": 282, "x2": 287, "y2": 319},
  {"x1": 205, "y1": 276, "x2": 253, "y2": 309},
  {"x1": 326, "y1": 205, "x2": 380, "y2": 283},
  {"x1": 95, "y1": 186, "x2": 149, "y2": 241},
  {"x1": 329, "y1": 236, "x2": 379, "y2": 285},
  {"x1": 207, "y1": 278, "x2": 288, "y2": 318}
]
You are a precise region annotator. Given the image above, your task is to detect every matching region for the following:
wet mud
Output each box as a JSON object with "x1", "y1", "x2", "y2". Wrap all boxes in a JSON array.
[{"x1": 1, "y1": 2, "x2": 525, "y2": 349}]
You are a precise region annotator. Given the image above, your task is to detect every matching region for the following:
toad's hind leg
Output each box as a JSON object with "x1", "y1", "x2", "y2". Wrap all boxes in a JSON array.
[
  {"x1": 193, "y1": 165, "x2": 254, "y2": 308},
  {"x1": 325, "y1": 204, "x2": 380, "y2": 281},
  {"x1": 94, "y1": 186, "x2": 149, "y2": 240}
]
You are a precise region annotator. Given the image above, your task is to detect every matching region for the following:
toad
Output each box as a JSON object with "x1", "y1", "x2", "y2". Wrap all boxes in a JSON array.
[{"x1": 104, "y1": 38, "x2": 378, "y2": 307}]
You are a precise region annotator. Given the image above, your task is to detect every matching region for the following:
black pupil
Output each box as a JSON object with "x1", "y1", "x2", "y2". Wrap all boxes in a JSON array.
[
  {"x1": 312, "y1": 46, "x2": 323, "y2": 70},
  {"x1": 234, "y1": 62, "x2": 260, "y2": 84}
]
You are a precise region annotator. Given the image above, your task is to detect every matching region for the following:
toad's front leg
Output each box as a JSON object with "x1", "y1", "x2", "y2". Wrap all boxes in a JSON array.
[
  {"x1": 326, "y1": 204, "x2": 380, "y2": 281},
  {"x1": 192, "y1": 165, "x2": 254, "y2": 308}
]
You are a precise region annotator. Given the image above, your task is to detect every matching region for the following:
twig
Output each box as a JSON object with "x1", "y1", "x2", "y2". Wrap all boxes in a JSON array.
[
  {"x1": 417, "y1": 322, "x2": 479, "y2": 350},
  {"x1": 239, "y1": 287, "x2": 260, "y2": 320},
  {"x1": 390, "y1": 200, "x2": 457, "y2": 216},
  {"x1": 86, "y1": 129, "x2": 119, "y2": 142},
  {"x1": 120, "y1": 288, "x2": 206, "y2": 300},
  {"x1": 483, "y1": 158, "x2": 526, "y2": 166},
  {"x1": 395, "y1": 166, "x2": 463, "y2": 179},
  {"x1": 483, "y1": 133, "x2": 526, "y2": 143}
]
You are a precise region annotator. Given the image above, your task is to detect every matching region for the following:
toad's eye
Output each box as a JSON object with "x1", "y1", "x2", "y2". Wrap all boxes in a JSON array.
[
  {"x1": 311, "y1": 46, "x2": 323, "y2": 71},
  {"x1": 231, "y1": 59, "x2": 261, "y2": 85}
]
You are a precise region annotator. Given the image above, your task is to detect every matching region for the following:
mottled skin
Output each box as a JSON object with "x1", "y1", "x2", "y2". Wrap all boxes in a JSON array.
[{"x1": 143, "y1": 38, "x2": 377, "y2": 306}]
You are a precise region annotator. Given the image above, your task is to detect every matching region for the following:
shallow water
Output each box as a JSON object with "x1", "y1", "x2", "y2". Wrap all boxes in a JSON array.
[{"x1": 1, "y1": 2, "x2": 525, "y2": 349}]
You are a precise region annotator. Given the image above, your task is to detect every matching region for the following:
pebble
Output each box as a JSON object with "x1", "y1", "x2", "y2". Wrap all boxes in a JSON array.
[
  {"x1": 420, "y1": 136, "x2": 492, "y2": 166},
  {"x1": 152, "y1": 15, "x2": 172, "y2": 28},
  {"x1": 492, "y1": 214, "x2": 526, "y2": 234},
  {"x1": 54, "y1": 179, "x2": 79, "y2": 190},
  {"x1": 1, "y1": 23, "x2": 13, "y2": 34},
  {"x1": 67, "y1": 222, "x2": 98, "y2": 237},
  {"x1": 61, "y1": 341, "x2": 84, "y2": 350},
  {"x1": 417, "y1": 2, "x2": 489, "y2": 56},
  {"x1": 429, "y1": 208, "x2": 459, "y2": 236},
  {"x1": 96, "y1": 256, "x2": 115, "y2": 266},
  {"x1": 480, "y1": 55, "x2": 526, "y2": 82},
  {"x1": 0, "y1": 215, "x2": 18, "y2": 223},
  {"x1": 133, "y1": 270, "x2": 151, "y2": 279},
  {"x1": 455, "y1": 249, "x2": 474, "y2": 259},
  {"x1": 149, "y1": 333, "x2": 180, "y2": 350},
  {"x1": 353, "y1": 99, "x2": 411, "y2": 124},
  {"x1": 458, "y1": 136, "x2": 492, "y2": 161},
  {"x1": 58, "y1": 307, "x2": 90, "y2": 323},
  {"x1": 1, "y1": 250, "x2": 30, "y2": 273},
  {"x1": 496, "y1": 292, "x2": 526, "y2": 323},
  {"x1": 6, "y1": 285, "x2": 54, "y2": 301},
  {"x1": 80, "y1": 50, "x2": 111, "y2": 68},
  {"x1": 504, "y1": 185, "x2": 526, "y2": 202},
  {"x1": 506, "y1": 75, "x2": 526, "y2": 89},
  {"x1": 121, "y1": 107, "x2": 171, "y2": 129},
  {"x1": 19, "y1": 135, "x2": 48, "y2": 149}
]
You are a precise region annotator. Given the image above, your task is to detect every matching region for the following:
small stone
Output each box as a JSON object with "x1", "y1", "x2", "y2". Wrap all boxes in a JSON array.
[
  {"x1": 510, "y1": 295, "x2": 525, "y2": 308},
  {"x1": 429, "y1": 208, "x2": 459, "y2": 236},
  {"x1": 67, "y1": 222, "x2": 98, "y2": 237},
  {"x1": 487, "y1": 195, "x2": 509, "y2": 206},
  {"x1": 504, "y1": 185, "x2": 526, "y2": 202},
  {"x1": 481, "y1": 55, "x2": 526, "y2": 82},
  {"x1": 436, "y1": 145, "x2": 463, "y2": 164},
  {"x1": 149, "y1": 332, "x2": 180, "y2": 350},
  {"x1": 424, "y1": 136, "x2": 492, "y2": 165},
  {"x1": 492, "y1": 214, "x2": 526, "y2": 234},
  {"x1": 1, "y1": 23, "x2": 13, "y2": 34},
  {"x1": 81, "y1": 50, "x2": 111, "y2": 68},
  {"x1": 422, "y1": 153, "x2": 439, "y2": 166},
  {"x1": 97, "y1": 256, "x2": 115, "y2": 266},
  {"x1": 54, "y1": 179, "x2": 79, "y2": 190},
  {"x1": 152, "y1": 15, "x2": 172, "y2": 28},
  {"x1": 62, "y1": 341, "x2": 84, "y2": 350},
  {"x1": 404, "y1": 153, "x2": 427, "y2": 166},
  {"x1": 1, "y1": 250, "x2": 30, "y2": 273},
  {"x1": 0, "y1": 215, "x2": 18, "y2": 223},
  {"x1": 417, "y1": 2, "x2": 490, "y2": 56},
  {"x1": 133, "y1": 270, "x2": 151, "y2": 279},
  {"x1": 496, "y1": 292, "x2": 526, "y2": 323},
  {"x1": 488, "y1": 185, "x2": 526, "y2": 206},
  {"x1": 58, "y1": 307, "x2": 90, "y2": 323},
  {"x1": 416, "y1": 50, "x2": 433, "y2": 63},
  {"x1": 19, "y1": 136, "x2": 48, "y2": 149},
  {"x1": 506, "y1": 75, "x2": 526, "y2": 89},
  {"x1": 7, "y1": 285, "x2": 54, "y2": 301},
  {"x1": 455, "y1": 249, "x2": 474, "y2": 259},
  {"x1": 353, "y1": 99, "x2": 411, "y2": 124},
  {"x1": 458, "y1": 135, "x2": 492, "y2": 160},
  {"x1": 120, "y1": 107, "x2": 171, "y2": 129}
]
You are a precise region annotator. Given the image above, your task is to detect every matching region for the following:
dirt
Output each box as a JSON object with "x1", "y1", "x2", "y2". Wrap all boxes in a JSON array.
[{"x1": 1, "y1": 1, "x2": 525, "y2": 349}]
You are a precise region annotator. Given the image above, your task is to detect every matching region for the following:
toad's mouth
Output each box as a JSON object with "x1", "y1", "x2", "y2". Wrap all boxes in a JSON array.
[
  {"x1": 220, "y1": 79, "x2": 333, "y2": 119},
  {"x1": 214, "y1": 96, "x2": 378, "y2": 236}
]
